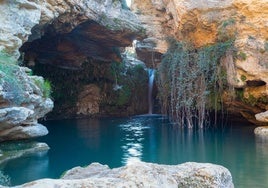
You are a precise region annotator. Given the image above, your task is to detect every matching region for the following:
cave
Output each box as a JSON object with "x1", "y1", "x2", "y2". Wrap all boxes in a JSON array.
[{"x1": 19, "y1": 7, "x2": 155, "y2": 119}]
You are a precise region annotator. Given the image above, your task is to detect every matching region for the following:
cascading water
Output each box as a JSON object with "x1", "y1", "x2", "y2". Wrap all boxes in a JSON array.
[{"x1": 148, "y1": 69, "x2": 155, "y2": 114}]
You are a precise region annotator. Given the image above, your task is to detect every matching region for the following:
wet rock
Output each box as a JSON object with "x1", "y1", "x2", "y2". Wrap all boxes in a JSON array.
[
  {"x1": 19, "y1": 161, "x2": 234, "y2": 188},
  {"x1": 0, "y1": 142, "x2": 49, "y2": 165}
]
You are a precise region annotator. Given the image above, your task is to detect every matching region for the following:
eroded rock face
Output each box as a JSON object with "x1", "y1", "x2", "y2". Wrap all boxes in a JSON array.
[
  {"x1": 254, "y1": 126, "x2": 268, "y2": 137},
  {"x1": 20, "y1": 0, "x2": 146, "y2": 69},
  {"x1": 18, "y1": 161, "x2": 234, "y2": 188},
  {"x1": 77, "y1": 84, "x2": 100, "y2": 115},
  {"x1": 0, "y1": 0, "x2": 146, "y2": 140},
  {"x1": 0, "y1": 0, "x2": 41, "y2": 59},
  {"x1": 132, "y1": 0, "x2": 268, "y2": 125},
  {"x1": 0, "y1": 65, "x2": 53, "y2": 141}
]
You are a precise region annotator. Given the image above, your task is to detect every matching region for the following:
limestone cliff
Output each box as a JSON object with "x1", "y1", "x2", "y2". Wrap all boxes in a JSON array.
[
  {"x1": 0, "y1": 63, "x2": 53, "y2": 141},
  {"x1": 132, "y1": 0, "x2": 268, "y2": 125},
  {"x1": 20, "y1": 0, "x2": 146, "y2": 69},
  {"x1": 0, "y1": 0, "x2": 148, "y2": 137}
]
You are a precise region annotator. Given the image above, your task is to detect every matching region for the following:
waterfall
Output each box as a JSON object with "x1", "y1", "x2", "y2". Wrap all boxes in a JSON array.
[{"x1": 148, "y1": 69, "x2": 155, "y2": 114}]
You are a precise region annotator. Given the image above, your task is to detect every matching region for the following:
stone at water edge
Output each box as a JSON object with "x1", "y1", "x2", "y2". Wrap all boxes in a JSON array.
[
  {"x1": 254, "y1": 126, "x2": 268, "y2": 137},
  {"x1": 18, "y1": 161, "x2": 234, "y2": 188},
  {"x1": 255, "y1": 111, "x2": 268, "y2": 123}
]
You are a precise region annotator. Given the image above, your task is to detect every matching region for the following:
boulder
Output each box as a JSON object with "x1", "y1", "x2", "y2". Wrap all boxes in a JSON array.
[
  {"x1": 254, "y1": 126, "x2": 268, "y2": 137},
  {"x1": 18, "y1": 161, "x2": 234, "y2": 188},
  {"x1": 255, "y1": 111, "x2": 268, "y2": 123},
  {"x1": 0, "y1": 65, "x2": 53, "y2": 141}
]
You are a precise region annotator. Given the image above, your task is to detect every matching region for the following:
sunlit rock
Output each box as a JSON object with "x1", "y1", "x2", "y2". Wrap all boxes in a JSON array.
[
  {"x1": 0, "y1": 65, "x2": 53, "y2": 141},
  {"x1": 132, "y1": 0, "x2": 268, "y2": 125},
  {"x1": 255, "y1": 111, "x2": 268, "y2": 123},
  {"x1": 19, "y1": 161, "x2": 234, "y2": 188},
  {"x1": 20, "y1": 0, "x2": 146, "y2": 69}
]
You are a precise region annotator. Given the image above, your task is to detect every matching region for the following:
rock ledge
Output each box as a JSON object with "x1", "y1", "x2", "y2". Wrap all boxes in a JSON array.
[{"x1": 17, "y1": 161, "x2": 233, "y2": 188}]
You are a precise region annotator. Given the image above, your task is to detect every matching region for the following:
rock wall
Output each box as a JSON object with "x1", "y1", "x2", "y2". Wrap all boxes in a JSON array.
[
  {"x1": 0, "y1": 65, "x2": 53, "y2": 141},
  {"x1": 33, "y1": 57, "x2": 149, "y2": 119},
  {"x1": 132, "y1": 0, "x2": 268, "y2": 125},
  {"x1": 0, "y1": 0, "x2": 148, "y2": 141},
  {"x1": 20, "y1": 0, "x2": 145, "y2": 69},
  {"x1": 15, "y1": 161, "x2": 234, "y2": 188}
]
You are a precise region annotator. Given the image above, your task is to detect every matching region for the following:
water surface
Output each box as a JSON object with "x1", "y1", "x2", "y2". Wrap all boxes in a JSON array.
[{"x1": 0, "y1": 116, "x2": 267, "y2": 187}]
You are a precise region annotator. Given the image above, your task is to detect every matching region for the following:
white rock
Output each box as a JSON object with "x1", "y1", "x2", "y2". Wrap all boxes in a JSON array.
[
  {"x1": 255, "y1": 111, "x2": 268, "y2": 123},
  {"x1": 254, "y1": 126, "x2": 268, "y2": 137},
  {"x1": 18, "y1": 161, "x2": 234, "y2": 188}
]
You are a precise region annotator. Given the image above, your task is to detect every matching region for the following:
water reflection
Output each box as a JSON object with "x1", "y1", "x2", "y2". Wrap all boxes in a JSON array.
[
  {"x1": 1, "y1": 150, "x2": 49, "y2": 185},
  {"x1": 1, "y1": 117, "x2": 268, "y2": 187},
  {"x1": 76, "y1": 118, "x2": 101, "y2": 148},
  {"x1": 119, "y1": 118, "x2": 149, "y2": 165}
]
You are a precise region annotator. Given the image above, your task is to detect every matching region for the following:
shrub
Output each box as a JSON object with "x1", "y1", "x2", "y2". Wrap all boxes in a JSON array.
[
  {"x1": 33, "y1": 78, "x2": 52, "y2": 99},
  {"x1": 43, "y1": 80, "x2": 52, "y2": 98}
]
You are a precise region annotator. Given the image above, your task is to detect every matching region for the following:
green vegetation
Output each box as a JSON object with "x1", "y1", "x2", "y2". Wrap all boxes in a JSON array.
[
  {"x1": 236, "y1": 51, "x2": 247, "y2": 61},
  {"x1": 0, "y1": 52, "x2": 25, "y2": 104},
  {"x1": 240, "y1": 74, "x2": 247, "y2": 82},
  {"x1": 221, "y1": 18, "x2": 236, "y2": 28},
  {"x1": 108, "y1": 61, "x2": 147, "y2": 108},
  {"x1": 218, "y1": 18, "x2": 236, "y2": 42},
  {"x1": 33, "y1": 78, "x2": 52, "y2": 98},
  {"x1": 0, "y1": 51, "x2": 51, "y2": 105},
  {"x1": 157, "y1": 38, "x2": 234, "y2": 128},
  {"x1": 33, "y1": 58, "x2": 148, "y2": 117},
  {"x1": 43, "y1": 80, "x2": 52, "y2": 98},
  {"x1": 235, "y1": 89, "x2": 268, "y2": 107}
]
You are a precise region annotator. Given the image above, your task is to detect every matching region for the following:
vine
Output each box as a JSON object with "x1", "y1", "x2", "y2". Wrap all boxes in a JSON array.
[{"x1": 157, "y1": 39, "x2": 234, "y2": 128}]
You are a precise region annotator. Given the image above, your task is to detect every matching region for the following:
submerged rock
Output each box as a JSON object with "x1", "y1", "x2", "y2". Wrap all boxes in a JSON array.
[
  {"x1": 18, "y1": 161, "x2": 233, "y2": 188},
  {"x1": 0, "y1": 142, "x2": 49, "y2": 165}
]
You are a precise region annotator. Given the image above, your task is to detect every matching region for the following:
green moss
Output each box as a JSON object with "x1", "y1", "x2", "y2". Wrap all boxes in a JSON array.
[
  {"x1": 43, "y1": 80, "x2": 52, "y2": 98},
  {"x1": 221, "y1": 18, "x2": 236, "y2": 28},
  {"x1": 33, "y1": 78, "x2": 52, "y2": 99},
  {"x1": 235, "y1": 89, "x2": 244, "y2": 100},
  {"x1": 258, "y1": 96, "x2": 268, "y2": 104},
  {"x1": 244, "y1": 94, "x2": 257, "y2": 106},
  {"x1": 236, "y1": 51, "x2": 247, "y2": 61},
  {"x1": 240, "y1": 74, "x2": 247, "y2": 82},
  {"x1": 217, "y1": 18, "x2": 237, "y2": 42}
]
